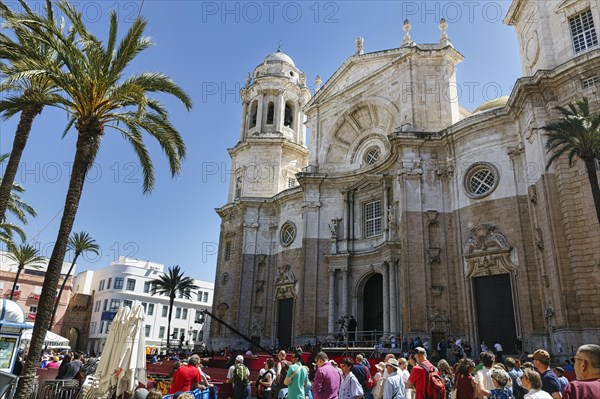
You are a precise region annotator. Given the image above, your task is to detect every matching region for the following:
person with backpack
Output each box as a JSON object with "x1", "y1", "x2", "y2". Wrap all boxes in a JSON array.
[
  {"x1": 227, "y1": 354, "x2": 251, "y2": 399},
  {"x1": 407, "y1": 347, "x2": 446, "y2": 399},
  {"x1": 259, "y1": 358, "x2": 277, "y2": 399}
]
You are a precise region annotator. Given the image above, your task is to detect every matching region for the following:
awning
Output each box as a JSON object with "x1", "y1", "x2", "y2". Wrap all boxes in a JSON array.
[{"x1": 21, "y1": 323, "x2": 70, "y2": 348}]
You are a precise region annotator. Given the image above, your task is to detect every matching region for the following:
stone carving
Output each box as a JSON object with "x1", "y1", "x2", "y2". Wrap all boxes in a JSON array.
[
  {"x1": 535, "y1": 228, "x2": 544, "y2": 250},
  {"x1": 427, "y1": 210, "x2": 439, "y2": 226},
  {"x1": 315, "y1": 75, "x2": 322, "y2": 92},
  {"x1": 250, "y1": 320, "x2": 263, "y2": 337},
  {"x1": 329, "y1": 218, "x2": 340, "y2": 238},
  {"x1": 427, "y1": 248, "x2": 441, "y2": 264},
  {"x1": 399, "y1": 159, "x2": 423, "y2": 176},
  {"x1": 439, "y1": 18, "x2": 448, "y2": 43},
  {"x1": 464, "y1": 224, "x2": 517, "y2": 278},
  {"x1": 387, "y1": 205, "x2": 396, "y2": 226},
  {"x1": 355, "y1": 37, "x2": 364, "y2": 54},
  {"x1": 275, "y1": 264, "x2": 298, "y2": 299},
  {"x1": 246, "y1": 72, "x2": 252, "y2": 86},
  {"x1": 528, "y1": 185, "x2": 538, "y2": 205},
  {"x1": 402, "y1": 19, "x2": 412, "y2": 46},
  {"x1": 299, "y1": 72, "x2": 306, "y2": 87},
  {"x1": 430, "y1": 286, "x2": 444, "y2": 296},
  {"x1": 507, "y1": 143, "x2": 524, "y2": 157},
  {"x1": 276, "y1": 264, "x2": 296, "y2": 284},
  {"x1": 429, "y1": 308, "x2": 449, "y2": 331}
]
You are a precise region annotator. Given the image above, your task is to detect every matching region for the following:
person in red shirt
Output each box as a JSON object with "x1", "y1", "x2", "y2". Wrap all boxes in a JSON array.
[
  {"x1": 168, "y1": 354, "x2": 201, "y2": 394},
  {"x1": 407, "y1": 347, "x2": 434, "y2": 399},
  {"x1": 563, "y1": 344, "x2": 600, "y2": 399}
]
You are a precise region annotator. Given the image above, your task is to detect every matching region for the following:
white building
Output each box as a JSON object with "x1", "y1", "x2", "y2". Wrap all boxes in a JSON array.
[{"x1": 75, "y1": 257, "x2": 214, "y2": 354}]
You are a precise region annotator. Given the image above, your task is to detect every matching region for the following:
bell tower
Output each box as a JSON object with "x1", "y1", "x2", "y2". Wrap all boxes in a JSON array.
[
  {"x1": 505, "y1": 0, "x2": 599, "y2": 77},
  {"x1": 228, "y1": 50, "x2": 311, "y2": 202}
]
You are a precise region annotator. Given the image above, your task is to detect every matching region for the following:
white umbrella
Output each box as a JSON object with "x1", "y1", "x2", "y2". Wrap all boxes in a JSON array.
[
  {"x1": 95, "y1": 307, "x2": 131, "y2": 394},
  {"x1": 21, "y1": 324, "x2": 70, "y2": 347},
  {"x1": 115, "y1": 305, "x2": 147, "y2": 396}
]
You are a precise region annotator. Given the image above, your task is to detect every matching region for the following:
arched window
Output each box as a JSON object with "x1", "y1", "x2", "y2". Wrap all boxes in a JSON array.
[
  {"x1": 249, "y1": 101, "x2": 258, "y2": 129},
  {"x1": 284, "y1": 102, "x2": 294, "y2": 127},
  {"x1": 267, "y1": 102, "x2": 274, "y2": 125}
]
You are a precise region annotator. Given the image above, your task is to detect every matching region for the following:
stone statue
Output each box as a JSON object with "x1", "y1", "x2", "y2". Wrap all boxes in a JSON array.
[
  {"x1": 439, "y1": 18, "x2": 449, "y2": 43},
  {"x1": 387, "y1": 205, "x2": 396, "y2": 226},
  {"x1": 403, "y1": 19, "x2": 412, "y2": 45},
  {"x1": 276, "y1": 264, "x2": 295, "y2": 284},
  {"x1": 355, "y1": 37, "x2": 364, "y2": 54},
  {"x1": 329, "y1": 218, "x2": 340, "y2": 238},
  {"x1": 315, "y1": 75, "x2": 322, "y2": 91},
  {"x1": 246, "y1": 72, "x2": 252, "y2": 86}
]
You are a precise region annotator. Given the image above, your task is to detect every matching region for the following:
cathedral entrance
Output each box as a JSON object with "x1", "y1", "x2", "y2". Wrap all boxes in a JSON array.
[
  {"x1": 363, "y1": 274, "x2": 384, "y2": 334},
  {"x1": 473, "y1": 274, "x2": 517, "y2": 353},
  {"x1": 277, "y1": 298, "x2": 293, "y2": 348}
]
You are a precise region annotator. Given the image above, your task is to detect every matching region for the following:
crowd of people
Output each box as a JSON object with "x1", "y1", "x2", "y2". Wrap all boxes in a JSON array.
[{"x1": 219, "y1": 344, "x2": 599, "y2": 399}]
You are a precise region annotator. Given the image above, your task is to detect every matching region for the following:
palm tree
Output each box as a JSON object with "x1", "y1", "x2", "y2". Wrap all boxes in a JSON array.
[
  {"x1": 0, "y1": 0, "x2": 67, "y2": 224},
  {"x1": 149, "y1": 265, "x2": 199, "y2": 349},
  {"x1": 48, "y1": 231, "x2": 99, "y2": 331},
  {"x1": 544, "y1": 97, "x2": 600, "y2": 225},
  {"x1": 0, "y1": 221, "x2": 26, "y2": 247},
  {"x1": 0, "y1": 153, "x2": 37, "y2": 225},
  {"x1": 6, "y1": 243, "x2": 45, "y2": 300},
  {"x1": 7, "y1": 3, "x2": 191, "y2": 397}
]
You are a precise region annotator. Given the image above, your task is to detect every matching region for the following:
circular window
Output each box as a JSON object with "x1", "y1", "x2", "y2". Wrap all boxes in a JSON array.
[
  {"x1": 280, "y1": 222, "x2": 296, "y2": 246},
  {"x1": 464, "y1": 163, "x2": 499, "y2": 199},
  {"x1": 289, "y1": 71, "x2": 295, "y2": 77},
  {"x1": 221, "y1": 272, "x2": 229, "y2": 285},
  {"x1": 364, "y1": 147, "x2": 380, "y2": 165}
]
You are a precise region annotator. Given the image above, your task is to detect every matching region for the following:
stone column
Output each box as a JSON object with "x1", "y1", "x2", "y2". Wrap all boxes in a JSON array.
[
  {"x1": 275, "y1": 93, "x2": 285, "y2": 132},
  {"x1": 239, "y1": 101, "x2": 248, "y2": 141},
  {"x1": 295, "y1": 102, "x2": 303, "y2": 144},
  {"x1": 389, "y1": 260, "x2": 397, "y2": 334},
  {"x1": 383, "y1": 263, "x2": 390, "y2": 333},
  {"x1": 328, "y1": 269, "x2": 336, "y2": 335},
  {"x1": 342, "y1": 267, "x2": 348, "y2": 319},
  {"x1": 256, "y1": 94, "x2": 264, "y2": 132},
  {"x1": 383, "y1": 180, "x2": 389, "y2": 240}
]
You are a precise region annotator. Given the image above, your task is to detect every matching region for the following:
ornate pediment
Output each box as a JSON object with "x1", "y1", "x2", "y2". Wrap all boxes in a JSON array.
[
  {"x1": 249, "y1": 320, "x2": 263, "y2": 337},
  {"x1": 275, "y1": 264, "x2": 298, "y2": 299},
  {"x1": 463, "y1": 224, "x2": 517, "y2": 278}
]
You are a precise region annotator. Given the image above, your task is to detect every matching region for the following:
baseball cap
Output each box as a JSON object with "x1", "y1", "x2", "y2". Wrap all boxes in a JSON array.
[
  {"x1": 528, "y1": 349, "x2": 550, "y2": 363},
  {"x1": 236, "y1": 355, "x2": 244, "y2": 363}
]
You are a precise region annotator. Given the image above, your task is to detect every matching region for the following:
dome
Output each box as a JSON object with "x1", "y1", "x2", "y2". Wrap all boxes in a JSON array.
[
  {"x1": 474, "y1": 96, "x2": 509, "y2": 113},
  {"x1": 264, "y1": 50, "x2": 295, "y2": 66}
]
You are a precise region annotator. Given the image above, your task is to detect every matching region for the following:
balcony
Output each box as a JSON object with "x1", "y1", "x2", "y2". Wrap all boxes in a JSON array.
[
  {"x1": 26, "y1": 312, "x2": 36, "y2": 320},
  {"x1": 29, "y1": 293, "x2": 41, "y2": 300},
  {"x1": 4, "y1": 290, "x2": 20, "y2": 299}
]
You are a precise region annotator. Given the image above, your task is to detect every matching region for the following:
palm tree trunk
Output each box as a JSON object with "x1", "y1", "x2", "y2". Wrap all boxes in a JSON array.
[
  {"x1": 0, "y1": 106, "x2": 42, "y2": 223},
  {"x1": 584, "y1": 158, "x2": 600, "y2": 226},
  {"x1": 9, "y1": 266, "x2": 23, "y2": 301},
  {"x1": 48, "y1": 253, "x2": 79, "y2": 332},
  {"x1": 167, "y1": 296, "x2": 174, "y2": 349},
  {"x1": 14, "y1": 131, "x2": 95, "y2": 399}
]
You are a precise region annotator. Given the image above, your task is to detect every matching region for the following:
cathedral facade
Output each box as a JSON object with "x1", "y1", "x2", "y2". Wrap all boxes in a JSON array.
[{"x1": 210, "y1": 0, "x2": 600, "y2": 360}]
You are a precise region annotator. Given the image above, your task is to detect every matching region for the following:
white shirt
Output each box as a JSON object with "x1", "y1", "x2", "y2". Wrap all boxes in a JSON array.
[
  {"x1": 524, "y1": 389, "x2": 553, "y2": 399},
  {"x1": 494, "y1": 343, "x2": 503, "y2": 352},
  {"x1": 339, "y1": 371, "x2": 363, "y2": 399}
]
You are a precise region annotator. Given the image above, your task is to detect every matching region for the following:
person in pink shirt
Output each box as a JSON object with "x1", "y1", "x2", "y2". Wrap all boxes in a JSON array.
[
  {"x1": 46, "y1": 356, "x2": 61, "y2": 369},
  {"x1": 312, "y1": 352, "x2": 341, "y2": 399}
]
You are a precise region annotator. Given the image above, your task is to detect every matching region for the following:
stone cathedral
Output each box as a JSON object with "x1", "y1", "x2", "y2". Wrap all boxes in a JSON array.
[{"x1": 210, "y1": 0, "x2": 600, "y2": 360}]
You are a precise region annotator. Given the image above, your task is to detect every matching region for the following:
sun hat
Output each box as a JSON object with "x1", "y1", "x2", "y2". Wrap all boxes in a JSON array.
[
  {"x1": 385, "y1": 358, "x2": 400, "y2": 368},
  {"x1": 375, "y1": 362, "x2": 386, "y2": 371}
]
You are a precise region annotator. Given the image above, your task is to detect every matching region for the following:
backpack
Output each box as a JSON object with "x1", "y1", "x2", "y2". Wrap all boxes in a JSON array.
[
  {"x1": 365, "y1": 366, "x2": 375, "y2": 389},
  {"x1": 233, "y1": 363, "x2": 249, "y2": 386},
  {"x1": 417, "y1": 362, "x2": 446, "y2": 399}
]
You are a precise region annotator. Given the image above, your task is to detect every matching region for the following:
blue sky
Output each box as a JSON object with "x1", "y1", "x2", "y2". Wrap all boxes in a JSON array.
[{"x1": 0, "y1": 0, "x2": 522, "y2": 282}]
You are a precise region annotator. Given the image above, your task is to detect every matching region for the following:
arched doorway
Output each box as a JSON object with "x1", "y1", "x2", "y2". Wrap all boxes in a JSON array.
[
  {"x1": 67, "y1": 327, "x2": 79, "y2": 350},
  {"x1": 362, "y1": 274, "x2": 384, "y2": 333}
]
